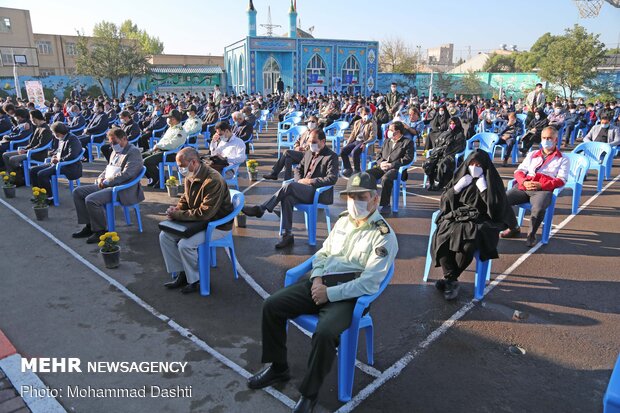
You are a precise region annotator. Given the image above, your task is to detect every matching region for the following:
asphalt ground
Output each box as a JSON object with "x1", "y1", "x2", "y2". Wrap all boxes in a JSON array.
[{"x1": 0, "y1": 127, "x2": 618, "y2": 413}]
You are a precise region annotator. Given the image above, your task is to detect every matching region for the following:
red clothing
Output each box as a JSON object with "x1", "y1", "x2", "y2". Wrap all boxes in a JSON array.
[{"x1": 514, "y1": 148, "x2": 567, "y2": 191}]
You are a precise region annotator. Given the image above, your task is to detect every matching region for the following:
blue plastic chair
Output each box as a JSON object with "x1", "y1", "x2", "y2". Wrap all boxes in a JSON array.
[
  {"x1": 359, "y1": 138, "x2": 377, "y2": 172},
  {"x1": 148, "y1": 125, "x2": 168, "y2": 150},
  {"x1": 284, "y1": 111, "x2": 303, "y2": 120},
  {"x1": 185, "y1": 132, "x2": 200, "y2": 150},
  {"x1": 202, "y1": 122, "x2": 217, "y2": 147},
  {"x1": 278, "y1": 179, "x2": 333, "y2": 246},
  {"x1": 21, "y1": 141, "x2": 53, "y2": 187},
  {"x1": 50, "y1": 148, "x2": 85, "y2": 206},
  {"x1": 0, "y1": 129, "x2": 11, "y2": 138},
  {"x1": 463, "y1": 132, "x2": 500, "y2": 159},
  {"x1": 423, "y1": 210, "x2": 491, "y2": 300},
  {"x1": 105, "y1": 166, "x2": 146, "y2": 232},
  {"x1": 69, "y1": 124, "x2": 86, "y2": 135},
  {"x1": 560, "y1": 152, "x2": 589, "y2": 214},
  {"x1": 222, "y1": 163, "x2": 240, "y2": 190},
  {"x1": 8, "y1": 133, "x2": 33, "y2": 151},
  {"x1": 158, "y1": 145, "x2": 184, "y2": 189},
  {"x1": 277, "y1": 125, "x2": 308, "y2": 158},
  {"x1": 276, "y1": 119, "x2": 299, "y2": 146},
  {"x1": 197, "y1": 189, "x2": 244, "y2": 296},
  {"x1": 87, "y1": 129, "x2": 109, "y2": 162},
  {"x1": 605, "y1": 353, "x2": 620, "y2": 413},
  {"x1": 508, "y1": 180, "x2": 563, "y2": 245},
  {"x1": 258, "y1": 110, "x2": 270, "y2": 132},
  {"x1": 572, "y1": 141, "x2": 613, "y2": 192},
  {"x1": 324, "y1": 121, "x2": 349, "y2": 155},
  {"x1": 284, "y1": 256, "x2": 395, "y2": 402}
]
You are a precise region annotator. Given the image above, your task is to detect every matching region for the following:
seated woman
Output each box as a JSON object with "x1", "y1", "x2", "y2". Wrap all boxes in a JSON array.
[
  {"x1": 423, "y1": 117, "x2": 466, "y2": 191},
  {"x1": 496, "y1": 112, "x2": 523, "y2": 166},
  {"x1": 430, "y1": 149, "x2": 508, "y2": 300},
  {"x1": 520, "y1": 108, "x2": 548, "y2": 155},
  {"x1": 425, "y1": 105, "x2": 450, "y2": 151}
]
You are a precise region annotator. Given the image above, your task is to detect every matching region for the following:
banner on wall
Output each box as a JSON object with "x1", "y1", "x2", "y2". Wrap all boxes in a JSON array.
[{"x1": 24, "y1": 80, "x2": 45, "y2": 107}]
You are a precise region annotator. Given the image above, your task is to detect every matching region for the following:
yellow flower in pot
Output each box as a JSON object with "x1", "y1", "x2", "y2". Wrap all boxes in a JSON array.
[{"x1": 99, "y1": 232, "x2": 121, "y2": 269}]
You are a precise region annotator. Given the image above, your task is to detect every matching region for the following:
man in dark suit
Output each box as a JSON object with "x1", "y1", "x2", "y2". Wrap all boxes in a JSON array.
[
  {"x1": 78, "y1": 101, "x2": 109, "y2": 161},
  {"x1": 0, "y1": 109, "x2": 33, "y2": 166},
  {"x1": 72, "y1": 128, "x2": 145, "y2": 243},
  {"x1": 231, "y1": 111, "x2": 254, "y2": 154},
  {"x1": 366, "y1": 121, "x2": 415, "y2": 214},
  {"x1": 67, "y1": 105, "x2": 86, "y2": 132},
  {"x1": 100, "y1": 110, "x2": 141, "y2": 161},
  {"x1": 29, "y1": 122, "x2": 83, "y2": 204},
  {"x1": 137, "y1": 104, "x2": 167, "y2": 151},
  {"x1": 243, "y1": 128, "x2": 339, "y2": 248}
]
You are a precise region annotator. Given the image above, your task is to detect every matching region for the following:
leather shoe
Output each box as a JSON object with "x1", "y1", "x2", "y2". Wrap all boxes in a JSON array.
[
  {"x1": 342, "y1": 169, "x2": 353, "y2": 178},
  {"x1": 247, "y1": 365, "x2": 290, "y2": 390},
  {"x1": 526, "y1": 232, "x2": 537, "y2": 247},
  {"x1": 164, "y1": 272, "x2": 187, "y2": 289},
  {"x1": 293, "y1": 396, "x2": 318, "y2": 413},
  {"x1": 86, "y1": 231, "x2": 106, "y2": 244},
  {"x1": 263, "y1": 173, "x2": 278, "y2": 180},
  {"x1": 379, "y1": 205, "x2": 391, "y2": 215},
  {"x1": 443, "y1": 280, "x2": 460, "y2": 301},
  {"x1": 435, "y1": 279, "x2": 447, "y2": 292},
  {"x1": 500, "y1": 227, "x2": 521, "y2": 239},
  {"x1": 72, "y1": 225, "x2": 93, "y2": 238},
  {"x1": 180, "y1": 282, "x2": 199, "y2": 294},
  {"x1": 242, "y1": 205, "x2": 265, "y2": 218},
  {"x1": 275, "y1": 233, "x2": 294, "y2": 249}
]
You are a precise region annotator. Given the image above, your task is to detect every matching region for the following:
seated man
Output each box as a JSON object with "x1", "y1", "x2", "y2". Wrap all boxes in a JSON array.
[
  {"x1": 66, "y1": 105, "x2": 86, "y2": 132},
  {"x1": 207, "y1": 121, "x2": 246, "y2": 174},
  {"x1": 201, "y1": 102, "x2": 219, "y2": 135},
  {"x1": 246, "y1": 172, "x2": 398, "y2": 412},
  {"x1": 496, "y1": 112, "x2": 523, "y2": 166},
  {"x1": 561, "y1": 104, "x2": 583, "y2": 147},
  {"x1": 243, "y1": 128, "x2": 338, "y2": 248},
  {"x1": 137, "y1": 104, "x2": 167, "y2": 152},
  {"x1": 78, "y1": 101, "x2": 109, "y2": 161},
  {"x1": 0, "y1": 107, "x2": 12, "y2": 134},
  {"x1": 583, "y1": 115, "x2": 620, "y2": 147},
  {"x1": 501, "y1": 126, "x2": 569, "y2": 247},
  {"x1": 231, "y1": 111, "x2": 253, "y2": 154},
  {"x1": 72, "y1": 128, "x2": 144, "y2": 243},
  {"x1": 263, "y1": 116, "x2": 317, "y2": 181},
  {"x1": 142, "y1": 109, "x2": 187, "y2": 187},
  {"x1": 0, "y1": 109, "x2": 32, "y2": 168},
  {"x1": 547, "y1": 103, "x2": 565, "y2": 129},
  {"x1": 49, "y1": 103, "x2": 65, "y2": 124},
  {"x1": 366, "y1": 121, "x2": 415, "y2": 214},
  {"x1": 341, "y1": 107, "x2": 377, "y2": 177},
  {"x1": 159, "y1": 147, "x2": 235, "y2": 294},
  {"x1": 29, "y1": 122, "x2": 82, "y2": 204},
  {"x1": 101, "y1": 110, "x2": 141, "y2": 162},
  {"x1": 2, "y1": 110, "x2": 53, "y2": 184}
]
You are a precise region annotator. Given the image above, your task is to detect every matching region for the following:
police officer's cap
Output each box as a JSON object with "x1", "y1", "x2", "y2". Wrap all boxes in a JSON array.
[{"x1": 339, "y1": 172, "x2": 377, "y2": 199}]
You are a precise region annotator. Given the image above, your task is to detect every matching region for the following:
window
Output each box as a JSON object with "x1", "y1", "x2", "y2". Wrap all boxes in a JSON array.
[
  {"x1": 342, "y1": 55, "x2": 360, "y2": 85},
  {"x1": 39, "y1": 69, "x2": 55, "y2": 77},
  {"x1": 65, "y1": 42, "x2": 77, "y2": 56},
  {"x1": 0, "y1": 17, "x2": 11, "y2": 33},
  {"x1": 36, "y1": 41, "x2": 53, "y2": 55},
  {"x1": 306, "y1": 54, "x2": 326, "y2": 84},
  {"x1": 1, "y1": 53, "x2": 12, "y2": 65}
]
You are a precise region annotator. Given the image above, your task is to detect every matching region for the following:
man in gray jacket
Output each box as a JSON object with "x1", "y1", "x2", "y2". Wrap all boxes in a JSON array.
[
  {"x1": 72, "y1": 128, "x2": 145, "y2": 243},
  {"x1": 583, "y1": 115, "x2": 620, "y2": 147}
]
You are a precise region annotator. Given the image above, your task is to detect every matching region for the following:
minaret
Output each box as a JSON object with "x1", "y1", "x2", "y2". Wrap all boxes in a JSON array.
[
  {"x1": 247, "y1": 0, "x2": 257, "y2": 37},
  {"x1": 288, "y1": 0, "x2": 297, "y2": 39}
]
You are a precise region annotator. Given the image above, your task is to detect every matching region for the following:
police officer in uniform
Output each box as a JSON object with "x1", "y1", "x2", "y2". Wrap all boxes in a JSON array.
[{"x1": 247, "y1": 172, "x2": 399, "y2": 413}]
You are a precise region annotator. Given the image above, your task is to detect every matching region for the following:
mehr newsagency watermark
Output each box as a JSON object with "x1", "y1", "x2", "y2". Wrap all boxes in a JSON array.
[{"x1": 19, "y1": 358, "x2": 192, "y2": 399}]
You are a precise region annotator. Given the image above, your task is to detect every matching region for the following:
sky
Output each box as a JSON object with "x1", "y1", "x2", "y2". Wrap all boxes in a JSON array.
[{"x1": 5, "y1": 0, "x2": 620, "y2": 59}]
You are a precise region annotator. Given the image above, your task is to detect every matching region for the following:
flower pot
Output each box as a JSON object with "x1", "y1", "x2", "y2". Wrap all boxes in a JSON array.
[
  {"x1": 248, "y1": 171, "x2": 258, "y2": 181},
  {"x1": 166, "y1": 185, "x2": 179, "y2": 198},
  {"x1": 101, "y1": 248, "x2": 121, "y2": 269},
  {"x1": 3, "y1": 186, "x2": 16, "y2": 199},
  {"x1": 33, "y1": 206, "x2": 48, "y2": 221},
  {"x1": 235, "y1": 214, "x2": 246, "y2": 228}
]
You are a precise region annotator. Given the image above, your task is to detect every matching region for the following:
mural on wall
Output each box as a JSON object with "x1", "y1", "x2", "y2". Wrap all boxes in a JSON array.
[{"x1": 146, "y1": 73, "x2": 221, "y2": 89}]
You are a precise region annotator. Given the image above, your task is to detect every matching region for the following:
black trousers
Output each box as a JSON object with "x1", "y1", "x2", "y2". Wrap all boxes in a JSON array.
[
  {"x1": 497, "y1": 137, "x2": 515, "y2": 161},
  {"x1": 341, "y1": 141, "x2": 364, "y2": 171},
  {"x1": 142, "y1": 150, "x2": 176, "y2": 183},
  {"x1": 437, "y1": 241, "x2": 476, "y2": 281},
  {"x1": 271, "y1": 149, "x2": 304, "y2": 180},
  {"x1": 366, "y1": 166, "x2": 398, "y2": 207},
  {"x1": 29, "y1": 164, "x2": 60, "y2": 196},
  {"x1": 261, "y1": 279, "x2": 356, "y2": 398},
  {"x1": 504, "y1": 187, "x2": 552, "y2": 235},
  {"x1": 262, "y1": 181, "x2": 315, "y2": 234}
]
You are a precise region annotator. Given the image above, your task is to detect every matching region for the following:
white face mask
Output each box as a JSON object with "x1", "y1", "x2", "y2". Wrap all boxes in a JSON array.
[
  {"x1": 387, "y1": 130, "x2": 395, "y2": 139},
  {"x1": 468, "y1": 165, "x2": 483, "y2": 178},
  {"x1": 179, "y1": 166, "x2": 189, "y2": 177},
  {"x1": 310, "y1": 143, "x2": 320, "y2": 153},
  {"x1": 535, "y1": 114, "x2": 540, "y2": 120},
  {"x1": 307, "y1": 122, "x2": 317, "y2": 130},
  {"x1": 112, "y1": 143, "x2": 123, "y2": 153},
  {"x1": 347, "y1": 197, "x2": 369, "y2": 220}
]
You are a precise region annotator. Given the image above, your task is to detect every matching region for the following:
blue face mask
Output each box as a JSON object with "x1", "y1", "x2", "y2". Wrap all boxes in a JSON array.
[
  {"x1": 112, "y1": 144, "x2": 123, "y2": 153},
  {"x1": 541, "y1": 139, "x2": 555, "y2": 150},
  {"x1": 155, "y1": 111, "x2": 162, "y2": 116},
  {"x1": 601, "y1": 123, "x2": 610, "y2": 129}
]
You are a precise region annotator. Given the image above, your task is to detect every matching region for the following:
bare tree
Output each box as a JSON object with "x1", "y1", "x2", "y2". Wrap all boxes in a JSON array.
[{"x1": 379, "y1": 37, "x2": 419, "y2": 73}]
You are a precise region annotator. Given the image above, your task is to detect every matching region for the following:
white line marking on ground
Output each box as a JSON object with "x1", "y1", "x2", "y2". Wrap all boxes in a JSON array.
[
  {"x1": 0, "y1": 198, "x2": 296, "y2": 410},
  {"x1": 242, "y1": 178, "x2": 265, "y2": 194},
  {"x1": 334, "y1": 174, "x2": 619, "y2": 413}
]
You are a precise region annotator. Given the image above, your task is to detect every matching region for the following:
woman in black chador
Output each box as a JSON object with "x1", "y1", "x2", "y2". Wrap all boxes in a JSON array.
[
  {"x1": 430, "y1": 149, "x2": 508, "y2": 300},
  {"x1": 423, "y1": 116, "x2": 466, "y2": 191}
]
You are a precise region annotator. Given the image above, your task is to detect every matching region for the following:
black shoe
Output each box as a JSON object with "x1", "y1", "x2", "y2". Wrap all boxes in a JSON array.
[
  {"x1": 180, "y1": 281, "x2": 199, "y2": 294},
  {"x1": 379, "y1": 205, "x2": 391, "y2": 215},
  {"x1": 242, "y1": 205, "x2": 265, "y2": 218},
  {"x1": 435, "y1": 279, "x2": 447, "y2": 292},
  {"x1": 342, "y1": 169, "x2": 353, "y2": 178},
  {"x1": 247, "y1": 365, "x2": 291, "y2": 390},
  {"x1": 275, "y1": 233, "x2": 294, "y2": 249},
  {"x1": 72, "y1": 225, "x2": 93, "y2": 238},
  {"x1": 444, "y1": 280, "x2": 460, "y2": 301},
  {"x1": 46, "y1": 197, "x2": 54, "y2": 206},
  {"x1": 293, "y1": 396, "x2": 318, "y2": 413},
  {"x1": 428, "y1": 184, "x2": 441, "y2": 192},
  {"x1": 86, "y1": 231, "x2": 106, "y2": 244},
  {"x1": 164, "y1": 272, "x2": 187, "y2": 289},
  {"x1": 526, "y1": 233, "x2": 537, "y2": 247},
  {"x1": 263, "y1": 173, "x2": 278, "y2": 180}
]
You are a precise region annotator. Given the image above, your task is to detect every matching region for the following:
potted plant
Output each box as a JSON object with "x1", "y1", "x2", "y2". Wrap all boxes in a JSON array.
[
  {"x1": 98, "y1": 232, "x2": 121, "y2": 269},
  {"x1": 246, "y1": 159, "x2": 259, "y2": 181},
  {"x1": 165, "y1": 175, "x2": 180, "y2": 197},
  {"x1": 31, "y1": 186, "x2": 49, "y2": 220},
  {"x1": 1, "y1": 171, "x2": 17, "y2": 198}
]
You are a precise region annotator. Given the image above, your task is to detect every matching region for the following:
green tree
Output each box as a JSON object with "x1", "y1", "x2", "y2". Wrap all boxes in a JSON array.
[
  {"x1": 379, "y1": 37, "x2": 419, "y2": 73},
  {"x1": 538, "y1": 24, "x2": 606, "y2": 98},
  {"x1": 435, "y1": 73, "x2": 456, "y2": 95},
  {"x1": 483, "y1": 53, "x2": 517, "y2": 72},
  {"x1": 460, "y1": 71, "x2": 483, "y2": 96},
  {"x1": 76, "y1": 21, "x2": 151, "y2": 98},
  {"x1": 120, "y1": 20, "x2": 164, "y2": 55},
  {"x1": 514, "y1": 32, "x2": 557, "y2": 71}
]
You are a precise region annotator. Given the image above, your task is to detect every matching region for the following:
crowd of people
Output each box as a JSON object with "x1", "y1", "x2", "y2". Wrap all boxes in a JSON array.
[{"x1": 1, "y1": 82, "x2": 619, "y2": 413}]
